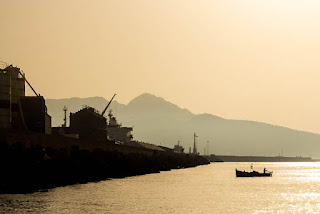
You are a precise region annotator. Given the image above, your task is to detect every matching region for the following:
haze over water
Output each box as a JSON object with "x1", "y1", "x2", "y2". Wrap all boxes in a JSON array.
[{"x1": 1, "y1": 162, "x2": 320, "y2": 213}]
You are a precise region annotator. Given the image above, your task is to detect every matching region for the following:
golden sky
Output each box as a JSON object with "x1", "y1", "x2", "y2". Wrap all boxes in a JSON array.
[{"x1": 1, "y1": 0, "x2": 320, "y2": 133}]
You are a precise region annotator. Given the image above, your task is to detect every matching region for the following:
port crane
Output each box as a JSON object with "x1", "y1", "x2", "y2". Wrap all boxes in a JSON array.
[
  {"x1": 101, "y1": 94, "x2": 116, "y2": 117},
  {"x1": 17, "y1": 69, "x2": 39, "y2": 97}
]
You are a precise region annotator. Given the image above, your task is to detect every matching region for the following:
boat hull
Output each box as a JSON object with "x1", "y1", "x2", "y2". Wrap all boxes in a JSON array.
[{"x1": 236, "y1": 169, "x2": 272, "y2": 177}]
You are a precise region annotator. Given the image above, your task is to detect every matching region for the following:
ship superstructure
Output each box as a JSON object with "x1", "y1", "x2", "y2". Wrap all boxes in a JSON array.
[
  {"x1": 107, "y1": 110, "x2": 133, "y2": 143},
  {"x1": 173, "y1": 141, "x2": 184, "y2": 153}
]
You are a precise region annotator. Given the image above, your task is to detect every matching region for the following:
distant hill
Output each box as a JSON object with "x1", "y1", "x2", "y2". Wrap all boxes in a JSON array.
[
  {"x1": 46, "y1": 97, "x2": 127, "y2": 127},
  {"x1": 46, "y1": 93, "x2": 320, "y2": 158}
]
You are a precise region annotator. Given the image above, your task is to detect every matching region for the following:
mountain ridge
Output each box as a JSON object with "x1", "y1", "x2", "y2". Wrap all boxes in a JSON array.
[{"x1": 46, "y1": 93, "x2": 320, "y2": 158}]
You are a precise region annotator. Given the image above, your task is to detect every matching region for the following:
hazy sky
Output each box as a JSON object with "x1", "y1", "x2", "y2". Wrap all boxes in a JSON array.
[{"x1": 1, "y1": 0, "x2": 320, "y2": 133}]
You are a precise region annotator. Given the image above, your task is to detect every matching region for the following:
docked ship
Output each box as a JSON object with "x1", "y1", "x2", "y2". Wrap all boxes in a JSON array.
[
  {"x1": 52, "y1": 94, "x2": 134, "y2": 144},
  {"x1": 173, "y1": 141, "x2": 184, "y2": 153}
]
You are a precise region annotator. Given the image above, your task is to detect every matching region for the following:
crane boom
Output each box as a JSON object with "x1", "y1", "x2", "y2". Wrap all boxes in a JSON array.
[
  {"x1": 101, "y1": 94, "x2": 116, "y2": 116},
  {"x1": 18, "y1": 70, "x2": 39, "y2": 96}
]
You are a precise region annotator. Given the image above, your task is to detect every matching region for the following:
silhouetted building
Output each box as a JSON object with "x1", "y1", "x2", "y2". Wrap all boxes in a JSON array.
[
  {"x1": 67, "y1": 107, "x2": 134, "y2": 143},
  {"x1": 20, "y1": 96, "x2": 51, "y2": 134},
  {"x1": 0, "y1": 65, "x2": 25, "y2": 129},
  {"x1": 0, "y1": 65, "x2": 51, "y2": 134},
  {"x1": 69, "y1": 106, "x2": 108, "y2": 141}
]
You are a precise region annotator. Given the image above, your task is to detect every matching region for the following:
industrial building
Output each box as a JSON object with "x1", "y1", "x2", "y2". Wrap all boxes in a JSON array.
[
  {"x1": 53, "y1": 94, "x2": 134, "y2": 143},
  {"x1": 0, "y1": 65, "x2": 25, "y2": 129},
  {"x1": 69, "y1": 106, "x2": 108, "y2": 141},
  {"x1": 0, "y1": 65, "x2": 51, "y2": 134},
  {"x1": 66, "y1": 106, "x2": 133, "y2": 143},
  {"x1": 20, "y1": 96, "x2": 51, "y2": 134}
]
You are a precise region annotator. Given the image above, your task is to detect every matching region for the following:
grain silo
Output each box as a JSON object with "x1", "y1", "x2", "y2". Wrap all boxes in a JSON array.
[{"x1": 0, "y1": 65, "x2": 25, "y2": 129}]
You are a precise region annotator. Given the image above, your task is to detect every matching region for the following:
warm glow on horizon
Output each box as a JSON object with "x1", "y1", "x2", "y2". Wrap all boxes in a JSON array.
[{"x1": 1, "y1": 0, "x2": 320, "y2": 133}]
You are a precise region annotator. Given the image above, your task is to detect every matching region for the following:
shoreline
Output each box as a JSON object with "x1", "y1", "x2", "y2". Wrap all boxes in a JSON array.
[{"x1": 0, "y1": 128, "x2": 209, "y2": 194}]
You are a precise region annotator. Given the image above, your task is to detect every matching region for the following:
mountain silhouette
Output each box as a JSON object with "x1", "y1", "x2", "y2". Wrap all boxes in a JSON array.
[{"x1": 46, "y1": 93, "x2": 320, "y2": 158}]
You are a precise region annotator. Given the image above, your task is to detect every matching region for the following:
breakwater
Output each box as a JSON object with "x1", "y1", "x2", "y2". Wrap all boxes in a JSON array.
[
  {"x1": 205, "y1": 154, "x2": 314, "y2": 162},
  {"x1": 0, "y1": 129, "x2": 209, "y2": 194}
]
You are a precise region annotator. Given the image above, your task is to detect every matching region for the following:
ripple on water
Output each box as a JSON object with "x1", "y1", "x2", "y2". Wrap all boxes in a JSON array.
[{"x1": 1, "y1": 162, "x2": 320, "y2": 213}]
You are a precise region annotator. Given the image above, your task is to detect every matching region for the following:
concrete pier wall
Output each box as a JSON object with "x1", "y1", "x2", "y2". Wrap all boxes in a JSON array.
[{"x1": 0, "y1": 128, "x2": 209, "y2": 193}]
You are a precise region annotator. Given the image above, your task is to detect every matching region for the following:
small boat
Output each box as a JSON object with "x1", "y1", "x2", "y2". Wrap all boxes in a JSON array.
[{"x1": 236, "y1": 165, "x2": 272, "y2": 177}]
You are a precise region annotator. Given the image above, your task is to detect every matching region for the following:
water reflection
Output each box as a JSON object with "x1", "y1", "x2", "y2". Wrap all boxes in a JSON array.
[{"x1": 1, "y1": 162, "x2": 320, "y2": 213}]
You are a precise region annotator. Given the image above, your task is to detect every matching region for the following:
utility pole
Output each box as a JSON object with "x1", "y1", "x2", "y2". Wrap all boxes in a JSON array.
[
  {"x1": 63, "y1": 106, "x2": 67, "y2": 127},
  {"x1": 193, "y1": 132, "x2": 198, "y2": 155}
]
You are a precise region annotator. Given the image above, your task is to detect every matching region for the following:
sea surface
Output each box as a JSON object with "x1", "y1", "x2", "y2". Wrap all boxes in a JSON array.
[{"x1": 1, "y1": 162, "x2": 320, "y2": 213}]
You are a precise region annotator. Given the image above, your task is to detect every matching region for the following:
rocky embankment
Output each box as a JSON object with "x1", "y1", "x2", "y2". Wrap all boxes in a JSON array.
[{"x1": 0, "y1": 129, "x2": 209, "y2": 194}]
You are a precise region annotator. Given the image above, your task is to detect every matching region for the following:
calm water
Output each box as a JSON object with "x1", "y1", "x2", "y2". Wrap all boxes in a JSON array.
[{"x1": 1, "y1": 162, "x2": 320, "y2": 213}]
